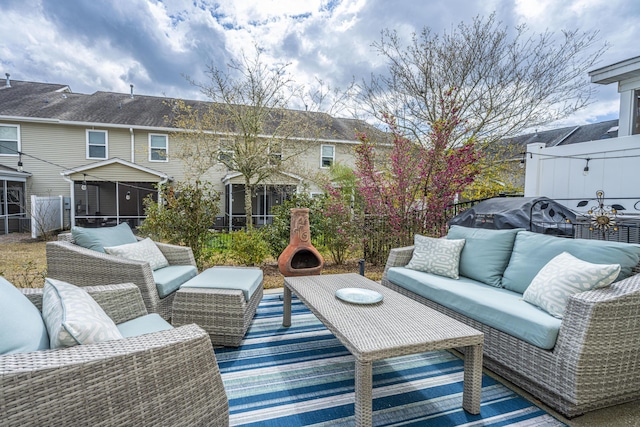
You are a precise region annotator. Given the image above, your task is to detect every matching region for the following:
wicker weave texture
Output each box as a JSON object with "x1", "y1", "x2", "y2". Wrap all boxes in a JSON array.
[
  {"x1": 46, "y1": 236, "x2": 196, "y2": 320},
  {"x1": 284, "y1": 273, "x2": 484, "y2": 426},
  {"x1": 382, "y1": 245, "x2": 640, "y2": 418},
  {"x1": 172, "y1": 284, "x2": 263, "y2": 347},
  {"x1": 1, "y1": 285, "x2": 229, "y2": 427}
]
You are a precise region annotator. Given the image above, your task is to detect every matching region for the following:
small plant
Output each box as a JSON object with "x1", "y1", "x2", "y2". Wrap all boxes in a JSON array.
[
  {"x1": 229, "y1": 230, "x2": 270, "y2": 266},
  {"x1": 319, "y1": 184, "x2": 358, "y2": 265},
  {"x1": 139, "y1": 180, "x2": 220, "y2": 269}
]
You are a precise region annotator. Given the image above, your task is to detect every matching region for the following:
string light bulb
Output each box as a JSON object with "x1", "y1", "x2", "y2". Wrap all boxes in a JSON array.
[
  {"x1": 17, "y1": 152, "x2": 23, "y2": 172},
  {"x1": 583, "y1": 158, "x2": 590, "y2": 176},
  {"x1": 81, "y1": 174, "x2": 87, "y2": 191}
]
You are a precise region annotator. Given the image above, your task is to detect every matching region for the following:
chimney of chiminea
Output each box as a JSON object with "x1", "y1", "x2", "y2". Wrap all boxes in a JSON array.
[
  {"x1": 5, "y1": 73, "x2": 10, "y2": 88},
  {"x1": 130, "y1": 84, "x2": 134, "y2": 99}
]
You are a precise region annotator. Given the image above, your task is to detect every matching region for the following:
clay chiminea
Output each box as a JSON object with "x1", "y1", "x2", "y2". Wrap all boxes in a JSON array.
[{"x1": 278, "y1": 208, "x2": 324, "y2": 276}]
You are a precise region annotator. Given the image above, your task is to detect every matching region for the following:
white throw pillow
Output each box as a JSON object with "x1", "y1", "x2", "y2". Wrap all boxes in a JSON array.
[
  {"x1": 104, "y1": 237, "x2": 169, "y2": 270},
  {"x1": 405, "y1": 234, "x2": 465, "y2": 279},
  {"x1": 523, "y1": 251, "x2": 621, "y2": 319},
  {"x1": 42, "y1": 278, "x2": 123, "y2": 349}
]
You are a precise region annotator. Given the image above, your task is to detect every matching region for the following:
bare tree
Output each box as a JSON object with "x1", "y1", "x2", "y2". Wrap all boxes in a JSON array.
[
  {"x1": 356, "y1": 13, "x2": 608, "y2": 148},
  {"x1": 171, "y1": 47, "x2": 332, "y2": 229}
]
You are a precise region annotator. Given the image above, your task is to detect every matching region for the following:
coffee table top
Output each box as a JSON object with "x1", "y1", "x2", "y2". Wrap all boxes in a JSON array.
[{"x1": 284, "y1": 273, "x2": 483, "y2": 362}]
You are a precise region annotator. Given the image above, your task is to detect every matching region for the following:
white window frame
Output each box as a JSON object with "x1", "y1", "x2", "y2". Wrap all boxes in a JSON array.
[
  {"x1": 149, "y1": 134, "x2": 169, "y2": 162},
  {"x1": 320, "y1": 144, "x2": 335, "y2": 168},
  {"x1": 86, "y1": 129, "x2": 108, "y2": 160},
  {"x1": 0, "y1": 124, "x2": 20, "y2": 156}
]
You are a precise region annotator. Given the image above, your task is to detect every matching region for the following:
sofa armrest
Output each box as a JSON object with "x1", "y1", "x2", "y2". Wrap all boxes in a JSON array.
[
  {"x1": 0, "y1": 324, "x2": 229, "y2": 427},
  {"x1": 154, "y1": 241, "x2": 197, "y2": 267},
  {"x1": 554, "y1": 272, "x2": 640, "y2": 374},
  {"x1": 21, "y1": 283, "x2": 148, "y2": 324},
  {"x1": 84, "y1": 283, "x2": 149, "y2": 323},
  {"x1": 383, "y1": 246, "x2": 415, "y2": 276},
  {"x1": 57, "y1": 232, "x2": 73, "y2": 242},
  {"x1": 47, "y1": 239, "x2": 158, "y2": 291}
]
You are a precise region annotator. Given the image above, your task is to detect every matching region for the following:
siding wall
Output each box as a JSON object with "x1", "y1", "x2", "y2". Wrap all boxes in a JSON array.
[
  {"x1": 0, "y1": 119, "x2": 370, "y2": 219},
  {"x1": 524, "y1": 134, "x2": 640, "y2": 216}
]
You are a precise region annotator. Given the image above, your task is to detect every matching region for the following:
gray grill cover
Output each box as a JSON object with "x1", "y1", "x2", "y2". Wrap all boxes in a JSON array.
[{"x1": 449, "y1": 197, "x2": 576, "y2": 236}]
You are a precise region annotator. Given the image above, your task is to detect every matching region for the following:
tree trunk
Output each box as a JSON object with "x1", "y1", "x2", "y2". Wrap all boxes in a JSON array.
[{"x1": 244, "y1": 177, "x2": 253, "y2": 230}]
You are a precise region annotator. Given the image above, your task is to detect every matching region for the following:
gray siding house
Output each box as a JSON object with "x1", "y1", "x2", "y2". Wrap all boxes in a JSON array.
[{"x1": 0, "y1": 78, "x2": 382, "y2": 234}]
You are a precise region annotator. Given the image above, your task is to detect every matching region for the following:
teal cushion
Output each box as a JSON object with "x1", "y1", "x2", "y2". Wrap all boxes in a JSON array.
[
  {"x1": 446, "y1": 226, "x2": 522, "y2": 287},
  {"x1": 502, "y1": 231, "x2": 640, "y2": 294},
  {"x1": 387, "y1": 267, "x2": 561, "y2": 349},
  {"x1": 117, "y1": 313, "x2": 173, "y2": 338},
  {"x1": 0, "y1": 276, "x2": 49, "y2": 354},
  {"x1": 180, "y1": 267, "x2": 263, "y2": 302},
  {"x1": 153, "y1": 265, "x2": 198, "y2": 299},
  {"x1": 72, "y1": 222, "x2": 137, "y2": 253}
]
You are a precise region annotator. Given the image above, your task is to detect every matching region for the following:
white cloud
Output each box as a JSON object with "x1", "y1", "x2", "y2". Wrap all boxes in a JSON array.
[{"x1": 1, "y1": 0, "x2": 639, "y2": 127}]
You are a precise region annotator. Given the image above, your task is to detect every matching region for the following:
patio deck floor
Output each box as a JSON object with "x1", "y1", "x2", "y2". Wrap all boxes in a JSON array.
[{"x1": 262, "y1": 287, "x2": 640, "y2": 426}]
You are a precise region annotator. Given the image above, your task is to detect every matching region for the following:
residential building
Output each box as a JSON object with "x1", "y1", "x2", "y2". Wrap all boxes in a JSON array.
[
  {"x1": 522, "y1": 56, "x2": 640, "y2": 218},
  {"x1": 0, "y1": 77, "x2": 385, "y2": 234}
]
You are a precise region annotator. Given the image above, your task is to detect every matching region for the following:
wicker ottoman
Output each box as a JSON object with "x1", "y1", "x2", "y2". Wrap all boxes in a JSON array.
[{"x1": 171, "y1": 267, "x2": 264, "y2": 347}]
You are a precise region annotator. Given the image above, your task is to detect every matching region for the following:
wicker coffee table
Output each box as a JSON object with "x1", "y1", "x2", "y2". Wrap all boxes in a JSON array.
[{"x1": 283, "y1": 273, "x2": 484, "y2": 427}]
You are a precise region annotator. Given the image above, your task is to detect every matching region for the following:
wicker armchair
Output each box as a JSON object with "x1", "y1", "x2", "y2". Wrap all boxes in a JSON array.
[
  {"x1": 0, "y1": 283, "x2": 229, "y2": 427},
  {"x1": 46, "y1": 233, "x2": 197, "y2": 320}
]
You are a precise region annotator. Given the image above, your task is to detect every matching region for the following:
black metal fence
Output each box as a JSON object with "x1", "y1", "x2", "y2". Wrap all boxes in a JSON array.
[
  {"x1": 206, "y1": 196, "x2": 640, "y2": 266},
  {"x1": 573, "y1": 220, "x2": 640, "y2": 244}
]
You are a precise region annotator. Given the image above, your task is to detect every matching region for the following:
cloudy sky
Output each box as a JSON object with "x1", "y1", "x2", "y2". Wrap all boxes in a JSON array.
[{"x1": 1, "y1": 0, "x2": 638, "y2": 129}]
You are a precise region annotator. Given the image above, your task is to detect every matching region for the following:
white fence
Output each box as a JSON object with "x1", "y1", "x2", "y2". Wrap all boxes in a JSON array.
[
  {"x1": 30, "y1": 195, "x2": 64, "y2": 239},
  {"x1": 524, "y1": 134, "x2": 640, "y2": 217}
]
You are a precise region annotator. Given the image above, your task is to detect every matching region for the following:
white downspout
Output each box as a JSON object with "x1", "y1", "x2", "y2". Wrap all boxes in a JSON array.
[
  {"x1": 157, "y1": 177, "x2": 169, "y2": 213},
  {"x1": 228, "y1": 183, "x2": 233, "y2": 232},
  {"x1": 129, "y1": 128, "x2": 135, "y2": 163}
]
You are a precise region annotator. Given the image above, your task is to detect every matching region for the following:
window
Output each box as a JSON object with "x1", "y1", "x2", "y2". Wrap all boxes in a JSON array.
[
  {"x1": 87, "y1": 130, "x2": 108, "y2": 159},
  {"x1": 321, "y1": 144, "x2": 335, "y2": 168},
  {"x1": 0, "y1": 124, "x2": 19, "y2": 156},
  {"x1": 268, "y1": 142, "x2": 283, "y2": 165},
  {"x1": 149, "y1": 134, "x2": 168, "y2": 161},
  {"x1": 218, "y1": 138, "x2": 234, "y2": 164}
]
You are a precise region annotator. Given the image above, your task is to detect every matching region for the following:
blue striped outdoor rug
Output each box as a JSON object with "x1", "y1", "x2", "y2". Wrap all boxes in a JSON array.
[{"x1": 214, "y1": 293, "x2": 566, "y2": 426}]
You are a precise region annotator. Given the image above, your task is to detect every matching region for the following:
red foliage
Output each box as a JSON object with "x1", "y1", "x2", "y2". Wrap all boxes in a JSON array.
[{"x1": 355, "y1": 88, "x2": 481, "y2": 239}]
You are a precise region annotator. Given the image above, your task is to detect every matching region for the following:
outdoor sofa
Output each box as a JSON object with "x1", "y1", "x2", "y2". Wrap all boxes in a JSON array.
[
  {"x1": 0, "y1": 277, "x2": 228, "y2": 426},
  {"x1": 381, "y1": 225, "x2": 640, "y2": 418},
  {"x1": 46, "y1": 223, "x2": 197, "y2": 320}
]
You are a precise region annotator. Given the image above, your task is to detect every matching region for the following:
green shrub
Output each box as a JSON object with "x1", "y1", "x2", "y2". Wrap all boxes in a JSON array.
[
  {"x1": 229, "y1": 230, "x2": 270, "y2": 266},
  {"x1": 262, "y1": 193, "x2": 324, "y2": 258},
  {"x1": 139, "y1": 180, "x2": 219, "y2": 269}
]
